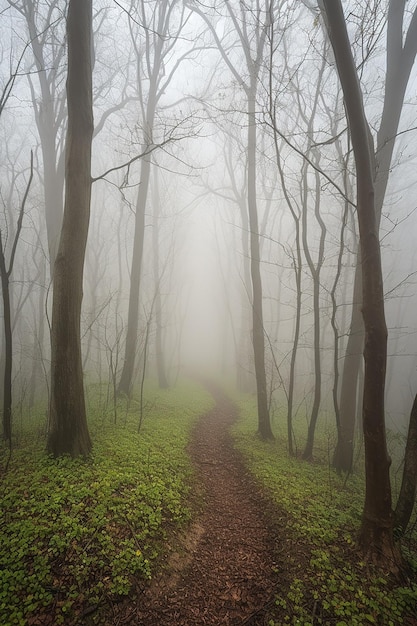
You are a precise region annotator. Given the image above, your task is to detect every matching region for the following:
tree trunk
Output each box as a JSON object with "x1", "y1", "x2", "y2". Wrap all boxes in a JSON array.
[
  {"x1": 247, "y1": 82, "x2": 273, "y2": 440},
  {"x1": 0, "y1": 267, "x2": 12, "y2": 443},
  {"x1": 117, "y1": 155, "x2": 150, "y2": 396},
  {"x1": 152, "y1": 169, "x2": 169, "y2": 389},
  {"x1": 333, "y1": 261, "x2": 363, "y2": 472},
  {"x1": 287, "y1": 246, "x2": 301, "y2": 457},
  {"x1": 302, "y1": 166, "x2": 325, "y2": 461},
  {"x1": 394, "y1": 393, "x2": 417, "y2": 536},
  {"x1": 335, "y1": 0, "x2": 417, "y2": 470},
  {"x1": 322, "y1": 0, "x2": 401, "y2": 573},
  {"x1": 47, "y1": 0, "x2": 93, "y2": 458},
  {"x1": 0, "y1": 152, "x2": 33, "y2": 444},
  {"x1": 29, "y1": 257, "x2": 47, "y2": 408},
  {"x1": 237, "y1": 197, "x2": 255, "y2": 394}
]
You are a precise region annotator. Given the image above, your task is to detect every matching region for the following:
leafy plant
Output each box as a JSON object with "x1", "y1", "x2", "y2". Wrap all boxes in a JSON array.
[
  {"x1": 232, "y1": 393, "x2": 417, "y2": 626},
  {"x1": 0, "y1": 381, "x2": 213, "y2": 625}
]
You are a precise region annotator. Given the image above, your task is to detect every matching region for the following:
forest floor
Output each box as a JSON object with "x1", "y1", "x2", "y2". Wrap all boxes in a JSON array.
[{"x1": 106, "y1": 384, "x2": 299, "y2": 626}]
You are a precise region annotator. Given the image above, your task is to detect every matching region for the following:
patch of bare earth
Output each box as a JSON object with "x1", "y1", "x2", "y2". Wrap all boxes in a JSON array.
[{"x1": 116, "y1": 386, "x2": 285, "y2": 625}]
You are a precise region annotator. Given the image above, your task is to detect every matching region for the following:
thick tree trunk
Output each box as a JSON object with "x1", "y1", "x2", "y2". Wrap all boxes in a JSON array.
[
  {"x1": 394, "y1": 393, "x2": 417, "y2": 536},
  {"x1": 322, "y1": 0, "x2": 401, "y2": 573},
  {"x1": 47, "y1": 0, "x2": 93, "y2": 457}
]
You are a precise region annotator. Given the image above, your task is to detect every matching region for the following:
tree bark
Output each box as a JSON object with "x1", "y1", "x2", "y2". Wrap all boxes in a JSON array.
[
  {"x1": 247, "y1": 80, "x2": 273, "y2": 440},
  {"x1": 322, "y1": 0, "x2": 401, "y2": 572},
  {"x1": 335, "y1": 0, "x2": 417, "y2": 472},
  {"x1": 117, "y1": 155, "x2": 150, "y2": 396},
  {"x1": 0, "y1": 265, "x2": 12, "y2": 443},
  {"x1": 394, "y1": 393, "x2": 417, "y2": 536},
  {"x1": 47, "y1": 0, "x2": 93, "y2": 457},
  {"x1": 301, "y1": 164, "x2": 326, "y2": 461},
  {"x1": 0, "y1": 153, "x2": 33, "y2": 444},
  {"x1": 333, "y1": 261, "x2": 363, "y2": 472}
]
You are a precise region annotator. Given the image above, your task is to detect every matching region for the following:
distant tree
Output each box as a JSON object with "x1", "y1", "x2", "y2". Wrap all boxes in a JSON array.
[
  {"x1": 0, "y1": 35, "x2": 34, "y2": 446},
  {"x1": 114, "y1": 0, "x2": 196, "y2": 396},
  {"x1": 47, "y1": 0, "x2": 93, "y2": 457},
  {"x1": 267, "y1": 96, "x2": 302, "y2": 456},
  {"x1": 322, "y1": 0, "x2": 402, "y2": 572},
  {"x1": 7, "y1": 0, "x2": 67, "y2": 271},
  {"x1": 117, "y1": 0, "x2": 198, "y2": 396},
  {"x1": 187, "y1": 0, "x2": 276, "y2": 438},
  {"x1": 296, "y1": 53, "x2": 328, "y2": 461},
  {"x1": 0, "y1": 153, "x2": 33, "y2": 444},
  {"x1": 151, "y1": 168, "x2": 169, "y2": 389}
]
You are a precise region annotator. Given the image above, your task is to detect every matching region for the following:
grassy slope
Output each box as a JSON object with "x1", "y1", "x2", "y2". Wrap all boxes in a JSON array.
[
  {"x1": 232, "y1": 394, "x2": 417, "y2": 626},
  {"x1": 0, "y1": 381, "x2": 213, "y2": 626}
]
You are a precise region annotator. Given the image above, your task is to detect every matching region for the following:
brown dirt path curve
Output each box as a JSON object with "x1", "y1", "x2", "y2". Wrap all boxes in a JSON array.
[{"x1": 123, "y1": 384, "x2": 283, "y2": 625}]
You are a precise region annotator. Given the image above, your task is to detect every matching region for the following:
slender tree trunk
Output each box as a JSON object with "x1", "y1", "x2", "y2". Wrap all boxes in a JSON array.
[
  {"x1": 333, "y1": 261, "x2": 363, "y2": 472},
  {"x1": 287, "y1": 247, "x2": 301, "y2": 456},
  {"x1": 117, "y1": 155, "x2": 150, "y2": 396},
  {"x1": 237, "y1": 198, "x2": 254, "y2": 394},
  {"x1": 269, "y1": 106, "x2": 301, "y2": 455},
  {"x1": 302, "y1": 167, "x2": 325, "y2": 460},
  {"x1": 394, "y1": 393, "x2": 417, "y2": 536},
  {"x1": 236, "y1": 198, "x2": 256, "y2": 393},
  {"x1": 152, "y1": 170, "x2": 169, "y2": 389},
  {"x1": 247, "y1": 81, "x2": 273, "y2": 440},
  {"x1": 322, "y1": 0, "x2": 401, "y2": 572},
  {"x1": 330, "y1": 198, "x2": 348, "y2": 448},
  {"x1": 0, "y1": 153, "x2": 33, "y2": 444},
  {"x1": 47, "y1": 0, "x2": 93, "y2": 457},
  {"x1": 0, "y1": 267, "x2": 12, "y2": 443},
  {"x1": 29, "y1": 257, "x2": 46, "y2": 408}
]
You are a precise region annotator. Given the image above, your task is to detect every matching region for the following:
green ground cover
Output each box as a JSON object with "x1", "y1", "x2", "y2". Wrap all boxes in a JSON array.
[
  {"x1": 1, "y1": 382, "x2": 416, "y2": 626},
  {"x1": 0, "y1": 382, "x2": 213, "y2": 626},
  {"x1": 232, "y1": 394, "x2": 417, "y2": 626}
]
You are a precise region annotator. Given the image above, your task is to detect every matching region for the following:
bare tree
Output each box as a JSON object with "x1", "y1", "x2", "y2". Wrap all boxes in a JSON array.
[
  {"x1": 117, "y1": 0, "x2": 198, "y2": 396},
  {"x1": 7, "y1": 0, "x2": 67, "y2": 270},
  {"x1": 322, "y1": 0, "x2": 401, "y2": 573},
  {"x1": 335, "y1": 0, "x2": 417, "y2": 473},
  {"x1": 0, "y1": 153, "x2": 33, "y2": 444},
  {"x1": 187, "y1": 0, "x2": 278, "y2": 438},
  {"x1": 47, "y1": 0, "x2": 93, "y2": 457},
  {"x1": 151, "y1": 168, "x2": 169, "y2": 389}
]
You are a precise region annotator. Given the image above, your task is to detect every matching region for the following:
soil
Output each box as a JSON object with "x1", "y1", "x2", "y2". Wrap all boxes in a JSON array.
[{"x1": 108, "y1": 384, "x2": 288, "y2": 626}]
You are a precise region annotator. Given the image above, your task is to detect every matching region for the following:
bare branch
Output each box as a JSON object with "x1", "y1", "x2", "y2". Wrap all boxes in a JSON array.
[{"x1": 8, "y1": 151, "x2": 34, "y2": 277}]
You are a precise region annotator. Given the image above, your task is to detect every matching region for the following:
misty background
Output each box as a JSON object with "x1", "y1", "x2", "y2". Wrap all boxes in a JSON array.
[{"x1": 1, "y1": 0, "x2": 416, "y2": 446}]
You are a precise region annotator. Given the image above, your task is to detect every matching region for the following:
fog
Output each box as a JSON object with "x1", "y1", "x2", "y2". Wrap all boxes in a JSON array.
[{"x1": 1, "y1": 0, "x2": 417, "y2": 444}]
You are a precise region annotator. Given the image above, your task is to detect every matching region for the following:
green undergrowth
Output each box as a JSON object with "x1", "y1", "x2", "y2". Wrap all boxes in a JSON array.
[
  {"x1": 232, "y1": 394, "x2": 417, "y2": 626},
  {"x1": 0, "y1": 381, "x2": 213, "y2": 626}
]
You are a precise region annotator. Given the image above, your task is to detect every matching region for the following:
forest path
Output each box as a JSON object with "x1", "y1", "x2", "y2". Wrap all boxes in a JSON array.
[{"x1": 126, "y1": 384, "x2": 283, "y2": 625}]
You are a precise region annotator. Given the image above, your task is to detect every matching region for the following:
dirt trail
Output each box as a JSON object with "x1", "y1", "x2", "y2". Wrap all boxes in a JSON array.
[{"x1": 126, "y1": 386, "x2": 282, "y2": 625}]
